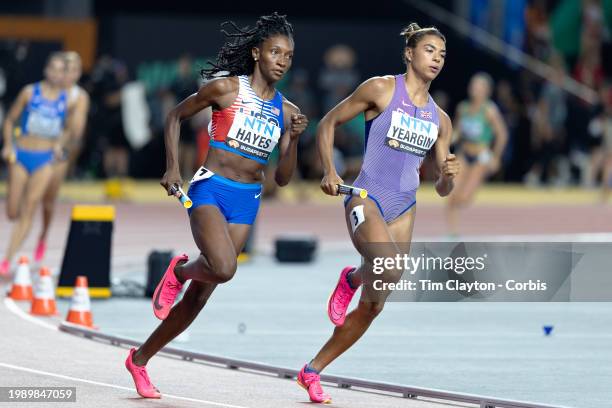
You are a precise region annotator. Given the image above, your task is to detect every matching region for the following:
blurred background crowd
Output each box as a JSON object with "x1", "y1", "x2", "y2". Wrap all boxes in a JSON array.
[{"x1": 0, "y1": 0, "x2": 611, "y2": 195}]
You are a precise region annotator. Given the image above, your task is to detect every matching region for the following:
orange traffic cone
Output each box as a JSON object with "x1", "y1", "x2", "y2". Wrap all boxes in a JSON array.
[
  {"x1": 65, "y1": 276, "x2": 94, "y2": 328},
  {"x1": 31, "y1": 267, "x2": 58, "y2": 316},
  {"x1": 9, "y1": 256, "x2": 33, "y2": 301}
]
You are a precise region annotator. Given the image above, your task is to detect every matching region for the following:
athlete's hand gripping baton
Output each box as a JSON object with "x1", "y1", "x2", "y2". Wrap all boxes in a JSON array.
[
  {"x1": 169, "y1": 184, "x2": 193, "y2": 209},
  {"x1": 337, "y1": 184, "x2": 368, "y2": 199}
]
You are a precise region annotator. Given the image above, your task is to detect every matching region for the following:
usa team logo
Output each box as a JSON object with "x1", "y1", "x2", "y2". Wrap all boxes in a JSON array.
[
  {"x1": 271, "y1": 106, "x2": 280, "y2": 116},
  {"x1": 419, "y1": 110, "x2": 433, "y2": 120}
]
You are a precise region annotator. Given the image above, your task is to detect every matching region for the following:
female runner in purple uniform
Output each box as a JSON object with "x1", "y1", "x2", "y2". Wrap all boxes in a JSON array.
[{"x1": 296, "y1": 23, "x2": 460, "y2": 403}]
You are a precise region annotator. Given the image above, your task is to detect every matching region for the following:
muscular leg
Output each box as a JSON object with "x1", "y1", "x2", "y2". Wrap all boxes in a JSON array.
[
  {"x1": 602, "y1": 153, "x2": 612, "y2": 201},
  {"x1": 39, "y1": 161, "x2": 69, "y2": 243},
  {"x1": 174, "y1": 206, "x2": 243, "y2": 284},
  {"x1": 348, "y1": 205, "x2": 417, "y2": 287},
  {"x1": 446, "y1": 156, "x2": 469, "y2": 235},
  {"x1": 309, "y1": 199, "x2": 416, "y2": 373},
  {"x1": 4, "y1": 165, "x2": 54, "y2": 262},
  {"x1": 587, "y1": 148, "x2": 603, "y2": 188},
  {"x1": 132, "y1": 216, "x2": 251, "y2": 366},
  {"x1": 447, "y1": 161, "x2": 488, "y2": 235},
  {"x1": 5, "y1": 163, "x2": 29, "y2": 221},
  {"x1": 458, "y1": 163, "x2": 488, "y2": 205}
]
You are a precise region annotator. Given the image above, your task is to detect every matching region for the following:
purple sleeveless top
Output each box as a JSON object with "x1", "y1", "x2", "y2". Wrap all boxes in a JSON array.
[{"x1": 352, "y1": 74, "x2": 440, "y2": 222}]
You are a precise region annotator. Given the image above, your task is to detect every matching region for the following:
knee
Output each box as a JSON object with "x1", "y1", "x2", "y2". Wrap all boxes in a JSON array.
[
  {"x1": 21, "y1": 201, "x2": 39, "y2": 218},
  {"x1": 456, "y1": 197, "x2": 468, "y2": 207},
  {"x1": 6, "y1": 207, "x2": 19, "y2": 221},
  {"x1": 359, "y1": 302, "x2": 385, "y2": 320},
  {"x1": 448, "y1": 193, "x2": 464, "y2": 208},
  {"x1": 42, "y1": 198, "x2": 54, "y2": 212},
  {"x1": 210, "y1": 256, "x2": 237, "y2": 283},
  {"x1": 452, "y1": 193, "x2": 471, "y2": 207}
]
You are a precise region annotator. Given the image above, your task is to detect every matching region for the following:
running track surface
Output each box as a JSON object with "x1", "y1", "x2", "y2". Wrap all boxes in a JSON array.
[
  {"x1": 1, "y1": 196, "x2": 611, "y2": 407},
  {"x1": 0, "y1": 296, "x2": 474, "y2": 408},
  {"x1": 1, "y1": 199, "x2": 611, "y2": 273}
]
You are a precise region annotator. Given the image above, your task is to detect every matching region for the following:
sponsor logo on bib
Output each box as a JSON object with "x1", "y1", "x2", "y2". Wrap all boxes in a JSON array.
[
  {"x1": 225, "y1": 111, "x2": 281, "y2": 161},
  {"x1": 385, "y1": 110, "x2": 438, "y2": 157}
]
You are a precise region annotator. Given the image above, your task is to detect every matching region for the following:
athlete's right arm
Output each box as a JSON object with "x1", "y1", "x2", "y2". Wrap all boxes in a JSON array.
[
  {"x1": 1, "y1": 85, "x2": 32, "y2": 161},
  {"x1": 161, "y1": 77, "x2": 236, "y2": 194},
  {"x1": 317, "y1": 77, "x2": 392, "y2": 195}
]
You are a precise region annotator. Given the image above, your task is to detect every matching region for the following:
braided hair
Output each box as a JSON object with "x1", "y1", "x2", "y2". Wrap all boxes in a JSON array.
[{"x1": 201, "y1": 12, "x2": 293, "y2": 79}]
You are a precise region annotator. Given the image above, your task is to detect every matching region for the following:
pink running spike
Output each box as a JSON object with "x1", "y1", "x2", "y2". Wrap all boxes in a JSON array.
[
  {"x1": 327, "y1": 266, "x2": 358, "y2": 326},
  {"x1": 0, "y1": 259, "x2": 9, "y2": 277},
  {"x1": 152, "y1": 254, "x2": 188, "y2": 320},
  {"x1": 297, "y1": 364, "x2": 332, "y2": 404},
  {"x1": 125, "y1": 348, "x2": 161, "y2": 398},
  {"x1": 34, "y1": 240, "x2": 46, "y2": 263}
]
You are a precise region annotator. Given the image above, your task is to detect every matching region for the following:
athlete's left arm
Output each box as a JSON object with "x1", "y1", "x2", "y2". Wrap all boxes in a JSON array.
[
  {"x1": 65, "y1": 91, "x2": 91, "y2": 160},
  {"x1": 434, "y1": 107, "x2": 460, "y2": 197},
  {"x1": 275, "y1": 100, "x2": 308, "y2": 186},
  {"x1": 485, "y1": 103, "x2": 508, "y2": 173},
  {"x1": 55, "y1": 128, "x2": 71, "y2": 160}
]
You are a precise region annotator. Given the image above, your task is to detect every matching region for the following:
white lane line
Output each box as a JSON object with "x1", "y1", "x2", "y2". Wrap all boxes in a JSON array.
[
  {"x1": 4, "y1": 298, "x2": 58, "y2": 331},
  {"x1": 415, "y1": 232, "x2": 612, "y2": 243},
  {"x1": 0, "y1": 362, "x2": 251, "y2": 408}
]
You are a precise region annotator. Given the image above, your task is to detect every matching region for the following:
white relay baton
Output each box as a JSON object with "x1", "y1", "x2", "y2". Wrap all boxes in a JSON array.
[{"x1": 169, "y1": 185, "x2": 193, "y2": 209}]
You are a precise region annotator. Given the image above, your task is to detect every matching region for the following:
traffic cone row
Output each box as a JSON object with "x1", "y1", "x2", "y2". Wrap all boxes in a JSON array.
[{"x1": 6, "y1": 257, "x2": 95, "y2": 328}]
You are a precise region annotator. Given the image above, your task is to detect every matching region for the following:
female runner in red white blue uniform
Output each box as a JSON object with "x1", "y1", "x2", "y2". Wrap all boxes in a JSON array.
[{"x1": 124, "y1": 13, "x2": 308, "y2": 399}]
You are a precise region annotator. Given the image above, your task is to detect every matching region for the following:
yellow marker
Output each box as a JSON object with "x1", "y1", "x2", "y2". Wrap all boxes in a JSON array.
[
  {"x1": 169, "y1": 185, "x2": 193, "y2": 209},
  {"x1": 337, "y1": 184, "x2": 368, "y2": 199},
  {"x1": 8, "y1": 152, "x2": 16, "y2": 164}
]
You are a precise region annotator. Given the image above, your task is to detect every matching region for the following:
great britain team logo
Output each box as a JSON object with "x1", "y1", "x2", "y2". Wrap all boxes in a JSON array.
[{"x1": 419, "y1": 110, "x2": 433, "y2": 120}]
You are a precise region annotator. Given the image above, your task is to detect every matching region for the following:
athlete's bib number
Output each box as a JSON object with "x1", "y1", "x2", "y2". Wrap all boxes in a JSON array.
[
  {"x1": 461, "y1": 118, "x2": 484, "y2": 141},
  {"x1": 385, "y1": 110, "x2": 438, "y2": 157},
  {"x1": 190, "y1": 166, "x2": 215, "y2": 184},
  {"x1": 225, "y1": 111, "x2": 281, "y2": 161},
  {"x1": 350, "y1": 205, "x2": 366, "y2": 234},
  {"x1": 26, "y1": 112, "x2": 62, "y2": 138}
]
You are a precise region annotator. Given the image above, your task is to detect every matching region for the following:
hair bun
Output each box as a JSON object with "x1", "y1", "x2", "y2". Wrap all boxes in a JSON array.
[{"x1": 400, "y1": 22, "x2": 421, "y2": 38}]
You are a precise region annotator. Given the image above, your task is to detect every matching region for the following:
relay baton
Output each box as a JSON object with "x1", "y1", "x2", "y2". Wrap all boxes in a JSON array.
[
  {"x1": 169, "y1": 184, "x2": 193, "y2": 209},
  {"x1": 337, "y1": 184, "x2": 368, "y2": 199}
]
